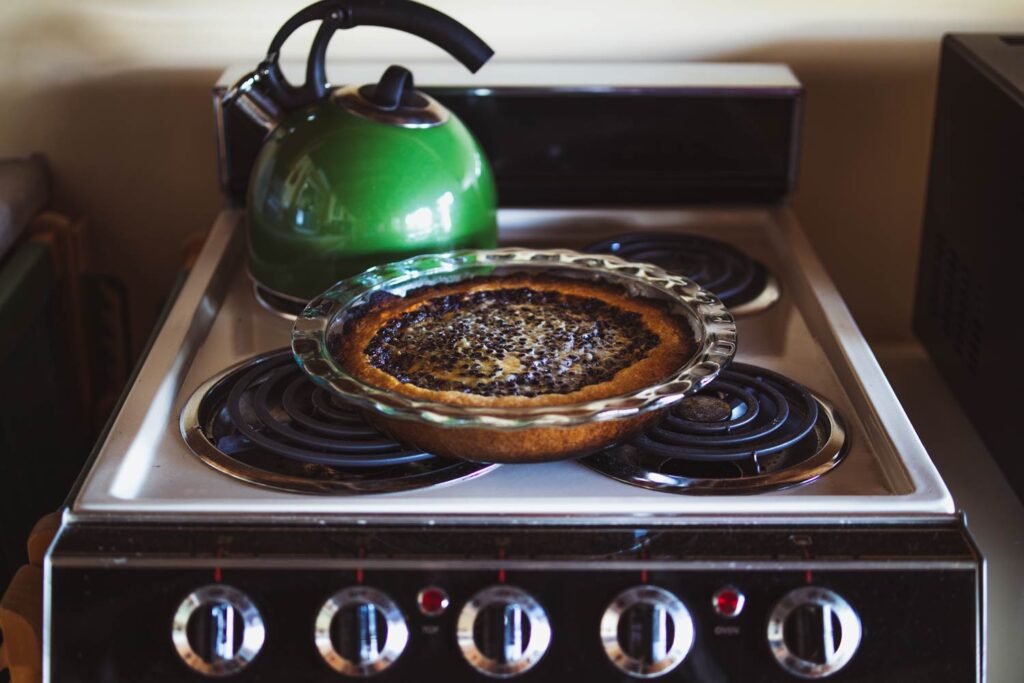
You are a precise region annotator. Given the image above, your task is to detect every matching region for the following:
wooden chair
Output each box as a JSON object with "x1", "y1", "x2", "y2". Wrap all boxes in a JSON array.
[{"x1": 0, "y1": 512, "x2": 60, "y2": 683}]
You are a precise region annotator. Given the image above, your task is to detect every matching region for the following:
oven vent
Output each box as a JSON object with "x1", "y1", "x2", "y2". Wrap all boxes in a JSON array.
[{"x1": 925, "y1": 232, "x2": 984, "y2": 374}]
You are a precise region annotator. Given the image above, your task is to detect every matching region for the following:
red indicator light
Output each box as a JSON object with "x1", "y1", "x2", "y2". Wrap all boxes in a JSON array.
[
  {"x1": 712, "y1": 587, "x2": 745, "y2": 618},
  {"x1": 417, "y1": 586, "x2": 450, "y2": 617}
]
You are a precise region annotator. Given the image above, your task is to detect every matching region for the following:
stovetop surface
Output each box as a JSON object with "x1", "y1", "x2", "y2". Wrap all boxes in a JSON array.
[{"x1": 70, "y1": 207, "x2": 953, "y2": 521}]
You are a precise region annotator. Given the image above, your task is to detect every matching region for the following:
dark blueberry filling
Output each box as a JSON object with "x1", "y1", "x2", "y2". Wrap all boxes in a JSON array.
[{"x1": 363, "y1": 287, "x2": 660, "y2": 397}]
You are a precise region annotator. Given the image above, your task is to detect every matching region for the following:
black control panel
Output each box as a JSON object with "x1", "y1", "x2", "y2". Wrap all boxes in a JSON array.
[
  {"x1": 47, "y1": 522, "x2": 980, "y2": 682},
  {"x1": 214, "y1": 81, "x2": 803, "y2": 206}
]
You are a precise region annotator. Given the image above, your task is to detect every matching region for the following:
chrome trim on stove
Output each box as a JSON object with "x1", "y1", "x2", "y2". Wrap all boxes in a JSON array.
[
  {"x1": 48, "y1": 556, "x2": 979, "y2": 572},
  {"x1": 315, "y1": 586, "x2": 409, "y2": 677},
  {"x1": 62, "y1": 510, "x2": 964, "y2": 527},
  {"x1": 458, "y1": 586, "x2": 552, "y2": 678},
  {"x1": 250, "y1": 280, "x2": 301, "y2": 321},
  {"x1": 584, "y1": 232, "x2": 782, "y2": 317},
  {"x1": 728, "y1": 271, "x2": 781, "y2": 317},
  {"x1": 41, "y1": 518, "x2": 65, "y2": 683},
  {"x1": 180, "y1": 352, "x2": 500, "y2": 495},
  {"x1": 600, "y1": 586, "x2": 694, "y2": 678},
  {"x1": 582, "y1": 392, "x2": 848, "y2": 494},
  {"x1": 171, "y1": 584, "x2": 265, "y2": 677},
  {"x1": 767, "y1": 586, "x2": 862, "y2": 679}
]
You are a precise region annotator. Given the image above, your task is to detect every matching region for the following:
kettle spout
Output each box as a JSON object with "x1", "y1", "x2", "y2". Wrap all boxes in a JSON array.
[{"x1": 223, "y1": 65, "x2": 284, "y2": 134}]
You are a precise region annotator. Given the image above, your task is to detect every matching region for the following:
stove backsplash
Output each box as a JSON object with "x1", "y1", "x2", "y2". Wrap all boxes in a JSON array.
[{"x1": 213, "y1": 67, "x2": 803, "y2": 207}]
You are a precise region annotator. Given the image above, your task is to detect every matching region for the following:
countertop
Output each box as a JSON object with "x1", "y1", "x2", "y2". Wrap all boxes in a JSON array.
[{"x1": 876, "y1": 341, "x2": 1024, "y2": 683}]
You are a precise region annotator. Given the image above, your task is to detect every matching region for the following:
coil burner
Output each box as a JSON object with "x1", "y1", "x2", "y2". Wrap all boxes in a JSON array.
[
  {"x1": 582, "y1": 364, "x2": 848, "y2": 494},
  {"x1": 585, "y1": 233, "x2": 780, "y2": 315},
  {"x1": 180, "y1": 349, "x2": 497, "y2": 494}
]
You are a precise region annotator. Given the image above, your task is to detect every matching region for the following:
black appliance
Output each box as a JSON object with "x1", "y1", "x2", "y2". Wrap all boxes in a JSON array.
[{"x1": 914, "y1": 33, "x2": 1024, "y2": 501}]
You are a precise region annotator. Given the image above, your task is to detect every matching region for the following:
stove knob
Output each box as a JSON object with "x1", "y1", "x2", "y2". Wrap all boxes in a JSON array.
[
  {"x1": 767, "y1": 586, "x2": 862, "y2": 679},
  {"x1": 457, "y1": 586, "x2": 552, "y2": 678},
  {"x1": 172, "y1": 584, "x2": 265, "y2": 677},
  {"x1": 315, "y1": 587, "x2": 409, "y2": 677},
  {"x1": 600, "y1": 586, "x2": 695, "y2": 678}
]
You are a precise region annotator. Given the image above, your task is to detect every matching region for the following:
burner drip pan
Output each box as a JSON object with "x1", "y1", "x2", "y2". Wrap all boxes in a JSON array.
[
  {"x1": 181, "y1": 350, "x2": 498, "y2": 494},
  {"x1": 585, "y1": 233, "x2": 780, "y2": 316},
  {"x1": 582, "y1": 364, "x2": 848, "y2": 494}
]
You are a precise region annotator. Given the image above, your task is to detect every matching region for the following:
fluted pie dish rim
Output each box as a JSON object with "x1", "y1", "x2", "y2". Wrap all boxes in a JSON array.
[{"x1": 291, "y1": 248, "x2": 737, "y2": 434}]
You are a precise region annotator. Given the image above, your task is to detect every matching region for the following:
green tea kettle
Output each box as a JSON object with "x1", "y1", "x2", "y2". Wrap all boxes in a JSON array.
[{"x1": 225, "y1": 0, "x2": 497, "y2": 302}]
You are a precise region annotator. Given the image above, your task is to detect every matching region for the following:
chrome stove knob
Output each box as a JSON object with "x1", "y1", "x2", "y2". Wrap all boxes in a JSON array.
[
  {"x1": 767, "y1": 586, "x2": 862, "y2": 679},
  {"x1": 172, "y1": 584, "x2": 265, "y2": 677},
  {"x1": 315, "y1": 587, "x2": 409, "y2": 677},
  {"x1": 601, "y1": 586, "x2": 695, "y2": 678},
  {"x1": 458, "y1": 586, "x2": 552, "y2": 678}
]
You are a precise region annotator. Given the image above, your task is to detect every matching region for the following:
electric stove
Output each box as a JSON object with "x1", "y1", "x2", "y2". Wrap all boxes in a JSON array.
[{"x1": 43, "y1": 63, "x2": 982, "y2": 682}]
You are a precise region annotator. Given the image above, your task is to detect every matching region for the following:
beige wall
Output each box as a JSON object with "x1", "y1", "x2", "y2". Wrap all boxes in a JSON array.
[{"x1": 2, "y1": 1, "x2": 1022, "y2": 354}]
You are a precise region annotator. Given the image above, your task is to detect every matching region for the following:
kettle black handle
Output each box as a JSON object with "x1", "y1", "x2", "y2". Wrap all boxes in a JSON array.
[{"x1": 261, "y1": 0, "x2": 493, "y2": 109}]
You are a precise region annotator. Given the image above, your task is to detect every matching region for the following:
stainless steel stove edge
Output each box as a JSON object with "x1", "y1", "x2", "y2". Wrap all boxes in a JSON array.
[
  {"x1": 68, "y1": 207, "x2": 955, "y2": 519},
  {"x1": 768, "y1": 207, "x2": 954, "y2": 513},
  {"x1": 69, "y1": 209, "x2": 245, "y2": 512},
  {"x1": 61, "y1": 508, "x2": 963, "y2": 527}
]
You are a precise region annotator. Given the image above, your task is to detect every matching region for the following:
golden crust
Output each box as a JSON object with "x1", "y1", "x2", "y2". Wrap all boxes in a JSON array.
[
  {"x1": 370, "y1": 411, "x2": 662, "y2": 463},
  {"x1": 335, "y1": 275, "x2": 693, "y2": 408}
]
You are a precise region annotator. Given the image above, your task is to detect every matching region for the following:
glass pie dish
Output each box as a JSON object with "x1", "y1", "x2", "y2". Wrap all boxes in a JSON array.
[{"x1": 291, "y1": 248, "x2": 737, "y2": 463}]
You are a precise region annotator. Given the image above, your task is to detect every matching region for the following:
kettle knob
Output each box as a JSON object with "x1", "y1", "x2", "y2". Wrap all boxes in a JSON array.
[{"x1": 362, "y1": 65, "x2": 419, "y2": 111}]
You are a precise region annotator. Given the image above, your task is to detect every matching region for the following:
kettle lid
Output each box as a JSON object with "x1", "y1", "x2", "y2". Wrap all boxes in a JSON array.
[{"x1": 337, "y1": 65, "x2": 449, "y2": 128}]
